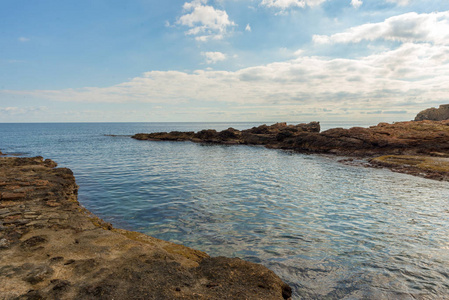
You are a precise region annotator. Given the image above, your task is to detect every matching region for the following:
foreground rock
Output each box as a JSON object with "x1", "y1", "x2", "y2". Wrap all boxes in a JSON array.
[
  {"x1": 415, "y1": 104, "x2": 449, "y2": 121},
  {"x1": 132, "y1": 120, "x2": 449, "y2": 180},
  {"x1": 0, "y1": 156, "x2": 291, "y2": 299}
]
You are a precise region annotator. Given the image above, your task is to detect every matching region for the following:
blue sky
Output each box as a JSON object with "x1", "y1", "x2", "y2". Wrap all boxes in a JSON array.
[{"x1": 1, "y1": 0, "x2": 449, "y2": 122}]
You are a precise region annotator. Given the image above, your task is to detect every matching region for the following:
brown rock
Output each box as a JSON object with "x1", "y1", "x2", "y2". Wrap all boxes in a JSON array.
[
  {"x1": 415, "y1": 104, "x2": 449, "y2": 121},
  {"x1": 1, "y1": 192, "x2": 27, "y2": 200}
]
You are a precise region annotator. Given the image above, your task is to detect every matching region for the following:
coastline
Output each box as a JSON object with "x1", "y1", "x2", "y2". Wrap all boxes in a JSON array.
[
  {"x1": 0, "y1": 156, "x2": 291, "y2": 299},
  {"x1": 132, "y1": 120, "x2": 449, "y2": 182}
]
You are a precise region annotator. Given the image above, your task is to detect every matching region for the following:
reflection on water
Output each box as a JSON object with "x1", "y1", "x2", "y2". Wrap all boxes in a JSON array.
[{"x1": 1, "y1": 122, "x2": 449, "y2": 299}]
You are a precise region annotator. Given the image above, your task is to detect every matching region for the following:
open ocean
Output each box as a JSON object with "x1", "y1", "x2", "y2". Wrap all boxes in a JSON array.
[{"x1": 1, "y1": 122, "x2": 449, "y2": 299}]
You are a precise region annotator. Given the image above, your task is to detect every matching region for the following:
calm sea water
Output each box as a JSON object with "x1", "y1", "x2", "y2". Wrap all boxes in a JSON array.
[{"x1": 1, "y1": 122, "x2": 449, "y2": 299}]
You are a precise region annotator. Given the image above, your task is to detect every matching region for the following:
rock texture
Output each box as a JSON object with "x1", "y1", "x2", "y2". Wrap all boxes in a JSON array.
[
  {"x1": 133, "y1": 120, "x2": 449, "y2": 181},
  {"x1": 415, "y1": 104, "x2": 449, "y2": 121},
  {"x1": 0, "y1": 156, "x2": 291, "y2": 300}
]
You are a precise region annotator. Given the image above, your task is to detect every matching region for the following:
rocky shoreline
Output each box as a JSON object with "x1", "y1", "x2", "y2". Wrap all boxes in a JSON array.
[
  {"x1": 0, "y1": 156, "x2": 291, "y2": 299},
  {"x1": 132, "y1": 120, "x2": 449, "y2": 181}
]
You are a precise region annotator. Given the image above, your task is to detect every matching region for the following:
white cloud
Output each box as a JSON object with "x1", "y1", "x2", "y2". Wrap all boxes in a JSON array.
[
  {"x1": 4, "y1": 42, "x2": 448, "y2": 121},
  {"x1": 202, "y1": 51, "x2": 227, "y2": 64},
  {"x1": 18, "y1": 37, "x2": 30, "y2": 42},
  {"x1": 260, "y1": 0, "x2": 326, "y2": 10},
  {"x1": 245, "y1": 24, "x2": 252, "y2": 32},
  {"x1": 177, "y1": 0, "x2": 236, "y2": 41},
  {"x1": 351, "y1": 0, "x2": 362, "y2": 9},
  {"x1": 313, "y1": 11, "x2": 449, "y2": 45}
]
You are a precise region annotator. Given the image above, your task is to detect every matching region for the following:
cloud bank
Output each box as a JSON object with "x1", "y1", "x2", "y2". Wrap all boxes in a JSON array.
[
  {"x1": 313, "y1": 11, "x2": 449, "y2": 45},
  {"x1": 3, "y1": 11, "x2": 449, "y2": 121},
  {"x1": 4, "y1": 41, "x2": 448, "y2": 119}
]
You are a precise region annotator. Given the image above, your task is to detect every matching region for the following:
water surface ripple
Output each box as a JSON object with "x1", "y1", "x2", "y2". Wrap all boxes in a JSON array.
[{"x1": 1, "y1": 122, "x2": 449, "y2": 299}]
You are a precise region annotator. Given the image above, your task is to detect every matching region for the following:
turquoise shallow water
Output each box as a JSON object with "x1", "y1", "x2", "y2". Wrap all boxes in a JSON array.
[{"x1": 1, "y1": 122, "x2": 449, "y2": 299}]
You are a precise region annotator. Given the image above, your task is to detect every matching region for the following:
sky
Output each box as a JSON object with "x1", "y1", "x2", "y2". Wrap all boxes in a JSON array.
[{"x1": 1, "y1": 0, "x2": 449, "y2": 123}]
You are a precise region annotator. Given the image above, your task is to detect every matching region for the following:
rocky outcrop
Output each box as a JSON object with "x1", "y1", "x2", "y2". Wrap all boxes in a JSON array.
[
  {"x1": 0, "y1": 156, "x2": 291, "y2": 299},
  {"x1": 290, "y1": 120, "x2": 449, "y2": 156},
  {"x1": 133, "y1": 122, "x2": 320, "y2": 145},
  {"x1": 132, "y1": 120, "x2": 449, "y2": 181},
  {"x1": 415, "y1": 104, "x2": 449, "y2": 121},
  {"x1": 133, "y1": 120, "x2": 449, "y2": 157}
]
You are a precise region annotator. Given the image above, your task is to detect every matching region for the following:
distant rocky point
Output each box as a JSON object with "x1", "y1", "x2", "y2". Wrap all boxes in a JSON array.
[
  {"x1": 133, "y1": 122, "x2": 320, "y2": 145},
  {"x1": 415, "y1": 104, "x2": 449, "y2": 121}
]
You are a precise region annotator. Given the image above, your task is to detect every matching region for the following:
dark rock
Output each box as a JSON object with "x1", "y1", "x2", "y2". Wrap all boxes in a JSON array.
[
  {"x1": 21, "y1": 236, "x2": 47, "y2": 249},
  {"x1": 16, "y1": 290, "x2": 44, "y2": 300},
  {"x1": 24, "y1": 265, "x2": 54, "y2": 284},
  {"x1": 49, "y1": 256, "x2": 64, "y2": 264},
  {"x1": 73, "y1": 259, "x2": 99, "y2": 275},
  {"x1": 51, "y1": 279, "x2": 71, "y2": 291},
  {"x1": 217, "y1": 128, "x2": 240, "y2": 140},
  {"x1": 194, "y1": 129, "x2": 218, "y2": 141},
  {"x1": 63, "y1": 259, "x2": 76, "y2": 265}
]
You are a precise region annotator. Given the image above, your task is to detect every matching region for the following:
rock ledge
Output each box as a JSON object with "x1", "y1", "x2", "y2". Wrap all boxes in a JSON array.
[{"x1": 0, "y1": 156, "x2": 291, "y2": 300}]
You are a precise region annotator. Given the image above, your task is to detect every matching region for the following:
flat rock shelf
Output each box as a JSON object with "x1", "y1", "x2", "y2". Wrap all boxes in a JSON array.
[{"x1": 0, "y1": 156, "x2": 291, "y2": 300}]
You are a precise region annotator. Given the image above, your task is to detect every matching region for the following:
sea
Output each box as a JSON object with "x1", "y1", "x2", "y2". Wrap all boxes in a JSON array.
[{"x1": 1, "y1": 122, "x2": 449, "y2": 299}]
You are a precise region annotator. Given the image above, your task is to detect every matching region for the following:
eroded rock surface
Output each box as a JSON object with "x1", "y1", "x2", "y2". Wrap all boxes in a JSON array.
[{"x1": 0, "y1": 156, "x2": 291, "y2": 300}]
